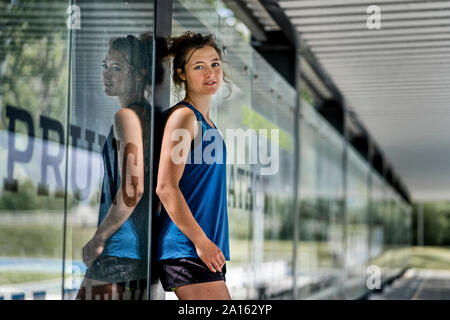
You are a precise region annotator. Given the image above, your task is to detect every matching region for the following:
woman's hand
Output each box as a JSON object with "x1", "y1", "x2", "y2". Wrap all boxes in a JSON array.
[
  {"x1": 194, "y1": 237, "x2": 226, "y2": 273},
  {"x1": 82, "y1": 237, "x2": 105, "y2": 268}
]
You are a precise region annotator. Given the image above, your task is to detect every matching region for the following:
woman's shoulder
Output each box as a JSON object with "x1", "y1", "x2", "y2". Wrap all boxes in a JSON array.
[
  {"x1": 113, "y1": 107, "x2": 145, "y2": 136},
  {"x1": 114, "y1": 107, "x2": 141, "y2": 123},
  {"x1": 163, "y1": 103, "x2": 198, "y2": 128}
]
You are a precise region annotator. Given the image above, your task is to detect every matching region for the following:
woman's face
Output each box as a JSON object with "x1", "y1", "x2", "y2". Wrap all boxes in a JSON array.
[
  {"x1": 179, "y1": 45, "x2": 223, "y2": 97},
  {"x1": 102, "y1": 48, "x2": 135, "y2": 97}
]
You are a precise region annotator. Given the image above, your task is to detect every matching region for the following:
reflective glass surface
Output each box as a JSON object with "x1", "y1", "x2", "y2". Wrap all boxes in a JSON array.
[
  {"x1": 0, "y1": 0, "x2": 71, "y2": 300},
  {"x1": 0, "y1": 0, "x2": 413, "y2": 300},
  {"x1": 297, "y1": 101, "x2": 345, "y2": 299},
  {"x1": 67, "y1": 0, "x2": 154, "y2": 300}
]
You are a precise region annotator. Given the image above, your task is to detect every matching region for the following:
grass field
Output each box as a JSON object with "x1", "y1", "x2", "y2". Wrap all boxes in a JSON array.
[
  {"x1": 410, "y1": 246, "x2": 450, "y2": 270},
  {"x1": 1, "y1": 218, "x2": 450, "y2": 286},
  {"x1": 0, "y1": 271, "x2": 61, "y2": 285}
]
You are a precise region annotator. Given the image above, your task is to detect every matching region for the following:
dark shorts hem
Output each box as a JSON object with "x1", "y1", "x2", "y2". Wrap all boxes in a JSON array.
[{"x1": 159, "y1": 258, "x2": 226, "y2": 292}]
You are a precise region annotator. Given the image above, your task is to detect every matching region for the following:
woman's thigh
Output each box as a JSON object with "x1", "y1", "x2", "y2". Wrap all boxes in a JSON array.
[
  {"x1": 175, "y1": 280, "x2": 231, "y2": 300},
  {"x1": 76, "y1": 277, "x2": 146, "y2": 300},
  {"x1": 76, "y1": 277, "x2": 117, "y2": 300}
]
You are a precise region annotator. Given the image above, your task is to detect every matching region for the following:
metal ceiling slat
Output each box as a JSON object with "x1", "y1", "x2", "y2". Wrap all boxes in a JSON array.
[
  {"x1": 254, "y1": 0, "x2": 450, "y2": 200},
  {"x1": 342, "y1": 86, "x2": 450, "y2": 93},
  {"x1": 350, "y1": 100, "x2": 450, "y2": 106},
  {"x1": 306, "y1": 33, "x2": 450, "y2": 46},
  {"x1": 332, "y1": 67, "x2": 450, "y2": 76},
  {"x1": 290, "y1": 10, "x2": 450, "y2": 25},
  {"x1": 312, "y1": 39, "x2": 450, "y2": 53},
  {"x1": 325, "y1": 62, "x2": 450, "y2": 71},
  {"x1": 337, "y1": 79, "x2": 450, "y2": 86},
  {"x1": 328, "y1": 75, "x2": 450, "y2": 83},
  {"x1": 283, "y1": 2, "x2": 450, "y2": 17},
  {"x1": 301, "y1": 26, "x2": 450, "y2": 40},
  {"x1": 279, "y1": 0, "x2": 427, "y2": 9},
  {"x1": 350, "y1": 99, "x2": 450, "y2": 105},
  {"x1": 296, "y1": 18, "x2": 450, "y2": 32},
  {"x1": 340, "y1": 83, "x2": 450, "y2": 90},
  {"x1": 319, "y1": 53, "x2": 450, "y2": 64},
  {"x1": 340, "y1": 80, "x2": 450, "y2": 87},
  {"x1": 316, "y1": 47, "x2": 450, "y2": 59},
  {"x1": 347, "y1": 93, "x2": 450, "y2": 99}
]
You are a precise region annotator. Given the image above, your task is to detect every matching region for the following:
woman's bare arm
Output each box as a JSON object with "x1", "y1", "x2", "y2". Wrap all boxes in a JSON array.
[{"x1": 82, "y1": 107, "x2": 145, "y2": 267}]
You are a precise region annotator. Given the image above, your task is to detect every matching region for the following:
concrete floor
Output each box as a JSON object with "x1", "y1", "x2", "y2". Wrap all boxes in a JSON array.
[{"x1": 368, "y1": 269, "x2": 450, "y2": 300}]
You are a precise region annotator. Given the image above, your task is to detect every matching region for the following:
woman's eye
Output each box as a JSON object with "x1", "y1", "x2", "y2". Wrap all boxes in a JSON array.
[
  {"x1": 101, "y1": 64, "x2": 107, "y2": 70},
  {"x1": 194, "y1": 65, "x2": 203, "y2": 70},
  {"x1": 112, "y1": 67, "x2": 121, "y2": 71},
  {"x1": 212, "y1": 62, "x2": 221, "y2": 67}
]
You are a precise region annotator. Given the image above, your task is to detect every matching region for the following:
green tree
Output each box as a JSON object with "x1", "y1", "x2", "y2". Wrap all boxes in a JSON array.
[
  {"x1": 1, "y1": 0, "x2": 69, "y2": 132},
  {"x1": 413, "y1": 202, "x2": 450, "y2": 246},
  {"x1": 0, "y1": 179, "x2": 77, "y2": 212}
]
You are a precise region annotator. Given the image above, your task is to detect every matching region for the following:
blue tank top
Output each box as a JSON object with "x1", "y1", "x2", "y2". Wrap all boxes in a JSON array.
[
  {"x1": 157, "y1": 101, "x2": 230, "y2": 261},
  {"x1": 98, "y1": 101, "x2": 150, "y2": 260}
]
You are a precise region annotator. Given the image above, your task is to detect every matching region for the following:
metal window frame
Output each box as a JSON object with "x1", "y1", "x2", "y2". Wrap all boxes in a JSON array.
[{"x1": 147, "y1": 0, "x2": 173, "y2": 300}]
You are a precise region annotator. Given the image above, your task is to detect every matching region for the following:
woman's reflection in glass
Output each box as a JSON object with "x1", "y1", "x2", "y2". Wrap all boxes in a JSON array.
[{"x1": 76, "y1": 33, "x2": 152, "y2": 300}]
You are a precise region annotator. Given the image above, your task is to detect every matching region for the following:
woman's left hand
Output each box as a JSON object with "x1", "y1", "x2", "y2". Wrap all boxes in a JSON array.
[{"x1": 82, "y1": 237, "x2": 105, "y2": 268}]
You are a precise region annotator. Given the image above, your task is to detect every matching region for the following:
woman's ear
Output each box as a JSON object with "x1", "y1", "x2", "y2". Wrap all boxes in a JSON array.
[
  {"x1": 177, "y1": 67, "x2": 186, "y2": 81},
  {"x1": 136, "y1": 69, "x2": 147, "y2": 81}
]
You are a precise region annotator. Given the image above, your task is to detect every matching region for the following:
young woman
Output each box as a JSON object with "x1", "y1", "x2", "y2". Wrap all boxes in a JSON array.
[
  {"x1": 76, "y1": 33, "x2": 153, "y2": 300},
  {"x1": 156, "y1": 32, "x2": 232, "y2": 300}
]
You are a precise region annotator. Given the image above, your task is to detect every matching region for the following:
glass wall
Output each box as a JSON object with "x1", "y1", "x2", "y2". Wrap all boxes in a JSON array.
[
  {"x1": 250, "y1": 50, "x2": 296, "y2": 300},
  {"x1": 345, "y1": 146, "x2": 370, "y2": 299},
  {"x1": 316, "y1": 111, "x2": 345, "y2": 299},
  {"x1": 172, "y1": 0, "x2": 296, "y2": 300},
  {"x1": 383, "y1": 185, "x2": 396, "y2": 282},
  {"x1": 401, "y1": 200, "x2": 412, "y2": 270},
  {"x1": 390, "y1": 193, "x2": 412, "y2": 277},
  {"x1": 0, "y1": 0, "x2": 70, "y2": 300},
  {"x1": 369, "y1": 171, "x2": 389, "y2": 285},
  {"x1": 0, "y1": 0, "x2": 412, "y2": 300},
  {"x1": 65, "y1": 0, "x2": 155, "y2": 300},
  {"x1": 297, "y1": 100, "x2": 345, "y2": 299},
  {"x1": 390, "y1": 192, "x2": 402, "y2": 277},
  {"x1": 0, "y1": 0, "x2": 156, "y2": 300}
]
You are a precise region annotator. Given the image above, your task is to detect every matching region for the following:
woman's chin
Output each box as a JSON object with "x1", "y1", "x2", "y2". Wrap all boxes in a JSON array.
[
  {"x1": 103, "y1": 88, "x2": 116, "y2": 96},
  {"x1": 202, "y1": 87, "x2": 220, "y2": 96}
]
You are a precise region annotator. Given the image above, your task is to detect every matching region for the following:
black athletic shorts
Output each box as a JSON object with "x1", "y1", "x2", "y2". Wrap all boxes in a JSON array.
[
  {"x1": 85, "y1": 255, "x2": 147, "y2": 284},
  {"x1": 159, "y1": 258, "x2": 227, "y2": 292}
]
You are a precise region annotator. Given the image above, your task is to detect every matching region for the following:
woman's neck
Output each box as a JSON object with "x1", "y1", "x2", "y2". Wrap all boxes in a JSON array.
[
  {"x1": 184, "y1": 94, "x2": 212, "y2": 120},
  {"x1": 118, "y1": 92, "x2": 145, "y2": 108}
]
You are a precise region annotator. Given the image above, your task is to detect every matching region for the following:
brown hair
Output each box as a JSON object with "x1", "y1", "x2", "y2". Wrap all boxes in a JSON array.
[
  {"x1": 109, "y1": 32, "x2": 153, "y2": 99},
  {"x1": 166, "y1": 31, "x2": 232, "y2": 100}
]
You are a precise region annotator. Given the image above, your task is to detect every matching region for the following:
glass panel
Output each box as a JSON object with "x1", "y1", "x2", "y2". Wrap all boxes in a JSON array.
[
  {"x1": 0, "y1": 0, "x2": 70, "y2": 300},
  {"x1": 298, "y1": 102, "x2": 319, "y2": 299},
  {"x1": 217, "y1": 16, "x2": 254, "y2": 300},
  {"x1": 391, "y1": 193, "x2": 401, "y2": 276},
  {"x1": 1, "y1": 0, "x2": 412, "y2": 301},
  {"x1": 345, "y1": 146, "x2": 370, "y2": 299},
  {"x1": 403, "y1": 202, "x2": 412, "y2": 268},
  {"x1": 369, "y1": 171, "x2": 389, "y2": 284},
  {"x1": 315, "y1": 111, "x2": 344, "y2": 299},
  {"x1": 251, "y1": 51, "x2": 296, "y2": 300},
  {"x1": 297, "y1": 101, "x2": 345, "y2": 299},
  {"x1": 171, "y1": 0, "x2": 296, "y2": 300},
  {"x1": 383, "y1": 185, "x2": 396, "y2": 281},
  {"x1": 66, "y1": 0, "x2": 154, "y2": 300}
]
